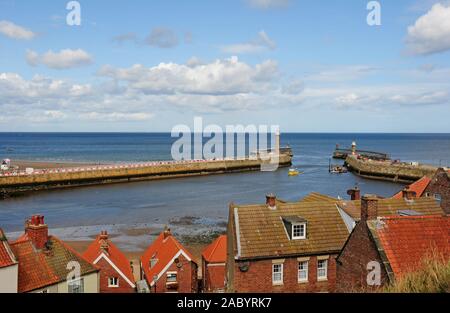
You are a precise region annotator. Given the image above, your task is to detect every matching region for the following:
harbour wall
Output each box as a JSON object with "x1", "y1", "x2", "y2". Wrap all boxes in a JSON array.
[
  {"x1": 0, "y1": 154, "x2": 292, "y2": 197},
  {"x1": 345, "y1": 155, "x2": 437, "y2": 183}
]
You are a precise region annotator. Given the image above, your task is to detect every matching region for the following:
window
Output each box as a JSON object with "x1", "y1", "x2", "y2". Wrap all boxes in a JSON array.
[
  {"x1": 272, "y1": 263, "x2": 283, "y2": 285},
  {"x1": 317, "y1": 260, "x2": 328, "y2": 280},
  {"x1": 108, "y1": 277, "x2": 119, "y2": 287},
  {"x1": 434, "y1": 193, "x2": 442, "y2": 204},
  {"x1": 68, "y1": 278, "x2": 84, "y2": 293},
  {"x1": 167, "y1": 272, "x2": 177, "y2": 283},
  {"x1": 150, "y1": 258, "x2": 158, "y2": 268},
  {"x1": 292, "y1": 223, "x2": 306, "y2": 239},
  {"x1": 298, "y1": 261, "x2": 308, "y2": 283}
]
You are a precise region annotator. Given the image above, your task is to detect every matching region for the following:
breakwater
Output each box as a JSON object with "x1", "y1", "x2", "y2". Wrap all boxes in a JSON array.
[
  {"x1": 345, "y1": 155, "x2": 437, "y2": 183},
  {"x1": 0, "y1": 152, "x2": 292, "y2": 197}
]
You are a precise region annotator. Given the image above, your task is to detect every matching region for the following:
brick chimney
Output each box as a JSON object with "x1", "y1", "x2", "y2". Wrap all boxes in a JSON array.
[
  {"x1": 99, "y1": 230, "x2": 109, "y2": 253},
  {"x1": 402, "y1": 188, "x2": 416, "y2": 200},
  {"x1": 361, "y1": 195, "x2": 378, "y2": 222},
  {"x1": 347, "y1": 186, "x2": 361, "y2": 200},
  {"x1": 25, "y1": 215, "x2": 49, "y2": 250},
  {"x1": 266, "y1": 193, "x2": 277, "y2": 210},
  {"x1": 163, "y1": 226, "x2": 172, "y2": 239}
]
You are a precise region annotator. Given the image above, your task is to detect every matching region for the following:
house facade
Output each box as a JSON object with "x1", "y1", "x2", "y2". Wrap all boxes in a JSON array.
[
  {"x1": 336, "y1": 195, "x2": 449, "y2": 291},
  {"x1": 8, "y1": 215, "x2": 100, "y2": 293},
  {"x1": 226, "y1": 194, "x2": 349, "y2": 293},
  {"x1": 140, "y1": 228, "x2": 198, "y2": 293},
  {"x1": 202, "y1": 235, "x2": 227, "y2": 293},
  {"x1": 0, "y1": 229, "x2": 18, "y2": 293},
  {"x1": 83, "y1": 231, "x2": 136, "y2": 293},
  {"x1": 424, "y1": 168, "x2": 450, "y2": 214}
]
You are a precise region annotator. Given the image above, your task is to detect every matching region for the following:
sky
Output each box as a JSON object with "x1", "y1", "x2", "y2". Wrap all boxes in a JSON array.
[{"x1": 0, "y1": 0, "x2": 450, "y2": 132}]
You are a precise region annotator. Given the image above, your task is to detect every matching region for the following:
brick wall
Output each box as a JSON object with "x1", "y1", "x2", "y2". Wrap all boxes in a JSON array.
[
  {"x1": 231, "y1": 255, "x2": 337, "y2": 293},
  {"x1": 425, "y1": 168, "x2": 450, "y2": 215},
  {"x1": 203, "y1": 260, "x2": 226, "y2": 292},
  {"x1": 95, "y1": 258, "x2": 135, "y2": 293},
  {"x1": 336, "y1": 221, "x2": 389, "y2": 292},
  {"x1": 152, "y1": 254, "x2": 198, "y2": 293}
]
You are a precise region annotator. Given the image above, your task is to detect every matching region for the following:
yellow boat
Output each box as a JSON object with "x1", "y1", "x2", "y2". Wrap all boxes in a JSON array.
[{"x1": 288, "y1": 168, "x2": 301, "y2": 176}]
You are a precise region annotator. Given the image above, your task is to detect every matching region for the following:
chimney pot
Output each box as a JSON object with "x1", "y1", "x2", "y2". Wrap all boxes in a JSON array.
[
  {"x1": 25, "y1": 215, "x2": 49, "y2": 250},
  {"x1": 163, "y1": 226, "x2": 171, "y2": 239}
]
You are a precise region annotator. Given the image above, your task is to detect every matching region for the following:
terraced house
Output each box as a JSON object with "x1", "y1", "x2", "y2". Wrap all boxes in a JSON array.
[
  {"x1": 3, "y1": 215, "x2": 100, "y2": 293},
  {"x1": 226, "y1": 193, "x2": 350, "y2": 293},
  {"x1": 336, "y1": 195, "x2": 448, "y2": 291}
]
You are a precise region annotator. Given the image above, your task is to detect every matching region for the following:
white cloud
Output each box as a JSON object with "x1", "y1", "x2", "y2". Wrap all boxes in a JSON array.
[
  {"x1": 406, "y1": 3, "x2": 450, "y2": 55},
  {"x1": 97, "y1": 56, "x2": 279, "y2": 95},
  {"x1": 26, "y1": 49, "x2": 93, "y2": 69},
  {"x1": 221, "y1": 31, "x2": 276, "y2": 54},
  {"x1": 246, "y1": 0, "x2": 289, "y2": 9},
  {"x1": 0, "y1": 20, "x2": 35, "y2": 40}
]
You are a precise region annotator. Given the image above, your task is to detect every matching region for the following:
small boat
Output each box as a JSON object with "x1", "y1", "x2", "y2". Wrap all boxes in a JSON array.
[
  {"x1": 288, "y1": 168, "x2": 302, "y2": 176},
  {"x1": 330, "y1": 165, "x2": 348, "y2": 174}
]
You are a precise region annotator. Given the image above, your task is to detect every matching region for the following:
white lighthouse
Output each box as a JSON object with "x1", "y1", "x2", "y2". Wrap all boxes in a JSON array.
[{"x1": 275, "y1": 127, "x2": 280, "y2": 155}]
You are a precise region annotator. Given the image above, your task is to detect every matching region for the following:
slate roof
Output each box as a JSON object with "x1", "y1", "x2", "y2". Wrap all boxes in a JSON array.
[
  {"x1": 368, "y1": 215, "x2": 450, "y2": 278},
  {"x1": 0, "y1": 229, "x2": 17, "y2": 269},
  {"x1": 337, "y1": 197, "x2": 443, "y2": 220},
  {"x1": 392, "y1": 176, "x2": 431, "y2": 199},
  {"x1": 202, "y1": 235, "x2": 227, "y2": 264},
  {"x1": 230, "y1": 199, "x2": 349, "y2": 260},
  {"x1": 83, "y1": 233, "x2": 135, "y2": 285}
]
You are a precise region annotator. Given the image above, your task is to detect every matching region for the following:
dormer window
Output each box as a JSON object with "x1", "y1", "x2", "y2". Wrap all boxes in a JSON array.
[
  {"x1": 281, "y1": 216, "x2": 307, "y2": 240},
  {"x1": 292, "y1": 223, "x2": 306, "y2": 239}
]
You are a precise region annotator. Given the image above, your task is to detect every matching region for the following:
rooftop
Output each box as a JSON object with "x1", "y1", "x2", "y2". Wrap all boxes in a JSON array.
[
  {"x1": 368, "y1": 215, "x2": 450, "y2": 278},
  {"x1": 392, "y1": 176, "x2": 431, "y2": 199},
  {"x1": 202, "y1": 235, "x2": 227, "y2": 264},
  {"x1": 230, "y1": 195, "x2": 349, "y2": 260},
  {"x1": 337, "y1": 197, "x2": 443, "y2": 220},
  {"x1": 0, "y1": 229, "x2": 17, "y2": 269}
]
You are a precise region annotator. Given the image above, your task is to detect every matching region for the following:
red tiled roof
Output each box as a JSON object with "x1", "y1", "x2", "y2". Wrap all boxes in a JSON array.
[
  {"x1": 0, "y1": 229, "x2": 17, "y2": 268},
  {"x1": 83, "y1": 233, "x2": 135, "y2": 285},
  {"x1": 140, "y1": 231, "x2": 195, "y2": 285},
  {"x1": 10, "y1": 240, "x2": 59, "y2": 293},
  {"x1": 374, "y1": 215, "x2": 450, "y2": 278},
  {"x1": 202, "y1": 235, "x2": 227, "y2": 263},
  {"x1": 392, "y1": 176, "x2": 431, "y2": 199}
]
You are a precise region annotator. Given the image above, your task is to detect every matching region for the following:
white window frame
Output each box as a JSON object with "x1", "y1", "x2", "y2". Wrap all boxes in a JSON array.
[
  {"x1": 434, "y1": 193, "x2": 442, "y2": 203},
  {"x1": 317, "y1": 260, "x2": 328, "y2": 281},
  {"x1": 108, "y1": 277, "x2": 119, "y2": 288},
  {"x1": 292, "y1": 223, "x2": 306, "y2": 240},
  {"x1": 272, "y1": 263, "x2": 283, "y2": 285},
  {"x1": 166, "y1": 272, "x2": 178, "y2": 283},
  {"x1": 298, "y1": 261, "x2": 308, "y2": 283}
]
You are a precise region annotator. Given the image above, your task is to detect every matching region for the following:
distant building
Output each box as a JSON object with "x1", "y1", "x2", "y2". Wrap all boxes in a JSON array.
[
  {"x1": 336, "y1": 195, "x2": 449, "y2": 291},
  {"x1": 9, "y1": 215, "x2": 99, "y2": 293},
  {"x1": 83, "y1": 231, "x2": 136, "y2": 293},
  {"x1": 140, "y1": 227, "x2": 198, "y2": 293},
  {"x1": 390, "y1": 168, "x2": 450, "y2": 215},
  {"x1": 202, "y1": 235, "x2": 227, "y2": 293},
  {"x1": 226, "y1": 193, "x2": 350, "y2": 293},
  {"x1": 0, "y1": 229, "x2": 18, "y2": 293}
]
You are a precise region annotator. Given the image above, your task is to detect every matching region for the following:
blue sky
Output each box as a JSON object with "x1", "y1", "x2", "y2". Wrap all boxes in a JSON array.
[{"x1": 1, "y1": 0, "x2": 450, "y2": 132}]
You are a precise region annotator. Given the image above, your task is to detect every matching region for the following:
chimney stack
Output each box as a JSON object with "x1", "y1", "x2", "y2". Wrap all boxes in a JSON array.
[
  {"x1": 266, "y1": 193, "x2": 277, "y2": 210},
  {"x1": 402, "y1": 188, "x2": 416, "y2": 200},
  {"x1": 99, "y1": 230, "x2": 109, "y2": 253},
  {"x1": 25, "y1": 215, "x2": 49, "y2": 250},
  {"x1": 347, "y1": 186, "x2": 361, "y2": 201},
  {"x1": 361, "y1": 195, "x2": 378, "y2": 222}
]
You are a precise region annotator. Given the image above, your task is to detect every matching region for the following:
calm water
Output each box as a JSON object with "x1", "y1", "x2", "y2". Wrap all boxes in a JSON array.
[{"x1": 1, "y1": 133, "x2": 449, "y2": 232}]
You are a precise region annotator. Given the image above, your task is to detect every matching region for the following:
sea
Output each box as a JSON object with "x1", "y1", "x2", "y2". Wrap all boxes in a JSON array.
[{"x1": 1, "y1": 133, "x2": 449, "y2": 250}]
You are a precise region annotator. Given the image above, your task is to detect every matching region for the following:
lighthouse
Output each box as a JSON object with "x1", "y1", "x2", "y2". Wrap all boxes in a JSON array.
[{"x1": 351, "y1": 141, "x2": 357, "y2": 155}]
